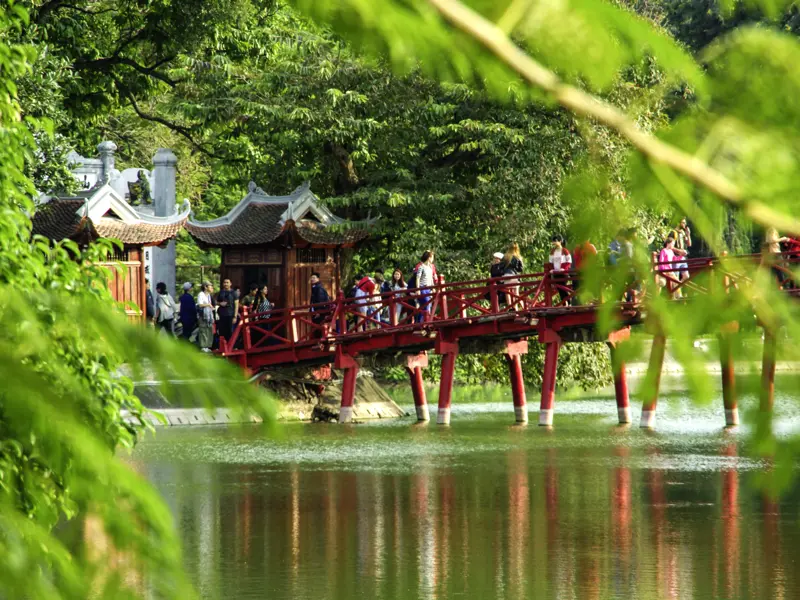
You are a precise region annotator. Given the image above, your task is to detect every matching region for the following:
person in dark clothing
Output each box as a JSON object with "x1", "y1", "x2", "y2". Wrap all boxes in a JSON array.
[
  {"x1": 489, "y1": 251, "x2": 507, "y2": 306},
  {"x1": 310, "y1": 272, "x2": 331, "y2": 323},
  {"x1": 240, "y1": 283, "x2": 259, "y2": 309},
  {"x1": 178, "y1": 282, "x2": 197, "y2": 340},
  {"x1": 145, "y1": 277, "x2": 155, "y2": 322},
  {"x1": 216, "y1": 278, "x2": 239, "y2": 342}
]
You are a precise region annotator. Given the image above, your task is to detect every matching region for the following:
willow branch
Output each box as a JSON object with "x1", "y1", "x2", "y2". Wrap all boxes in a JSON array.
[{"x1": 426, "y1": 0, "x2": 800, "y2": 235}]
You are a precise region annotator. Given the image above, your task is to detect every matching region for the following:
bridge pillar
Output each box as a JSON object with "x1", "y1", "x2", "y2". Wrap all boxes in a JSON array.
[
  {"x1": 719, "y1": 325, "x2": 739, "y2": 427},
  {"x1": 607, "y1": 343, "x2": 630, "y2": 424},
  {"x1": 436, "y1": 340, "x2": 459, "y2": 425},
  {"x1": 335, "y1": 350, "x2": 359, "y2": 424},
  {"x1": 539, "y1": 337, "x2": 561, "y2": 426},
  {"x1": 640, "y1": 334, "x2": 666, "y2": 429},
  {"x1": 505, "y1": 340, "x2": 528, "y2": 423},
  {"x1": 760, "y1": 328, "x2": 777, "y2": 415},
  {"x1": 406, "y1": 353, "x2": 429, "y2": 422}
]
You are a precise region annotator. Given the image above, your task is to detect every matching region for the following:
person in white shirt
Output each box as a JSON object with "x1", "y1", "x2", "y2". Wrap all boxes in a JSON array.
[
  {"x1": 549, "y1": 234, "x2": 573, "y2": 305},
  {"x1": 155, "y1": 282, "x2": 177, "y2": 335},
  {"x1": 196, "y1": 281, "x2": 216, "y2": 352}
]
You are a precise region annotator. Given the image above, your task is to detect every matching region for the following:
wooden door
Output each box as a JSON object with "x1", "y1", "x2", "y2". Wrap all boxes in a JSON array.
[
  {"x1": 101, "y1": 246, "x2": 145, "y2": 322},
  {"x1": 289, "y1": 249, "x2": 337, "y2": 340}
]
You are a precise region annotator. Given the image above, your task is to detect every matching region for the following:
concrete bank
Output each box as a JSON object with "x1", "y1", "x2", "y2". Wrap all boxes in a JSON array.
[{"x1": 131, "y1": 370, "x2": 406, "y2": 427}]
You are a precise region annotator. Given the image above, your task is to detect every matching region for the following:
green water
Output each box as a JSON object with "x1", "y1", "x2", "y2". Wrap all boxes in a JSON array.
[{"x1": 132, "y1": 392, "x2": 800, "y2": 600}]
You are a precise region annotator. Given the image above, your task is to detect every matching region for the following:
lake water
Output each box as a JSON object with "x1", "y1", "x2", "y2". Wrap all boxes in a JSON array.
[{"x1": 132, "y1": 391, "x2": 800, "y2": 600}]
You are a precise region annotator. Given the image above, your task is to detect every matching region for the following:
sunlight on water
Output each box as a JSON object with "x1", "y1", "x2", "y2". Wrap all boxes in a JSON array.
[{"x1": 133, "y1": 387, "x2": 800, "y2": 600}]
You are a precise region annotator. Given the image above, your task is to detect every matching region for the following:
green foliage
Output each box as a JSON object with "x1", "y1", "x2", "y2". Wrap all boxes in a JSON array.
[{"x1": 0, "y1": 3, "x2": 276, "y2": 597}]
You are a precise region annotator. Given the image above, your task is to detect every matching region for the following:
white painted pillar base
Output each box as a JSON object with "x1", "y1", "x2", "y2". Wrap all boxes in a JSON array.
[
  {"x1": 416, "y1": 404, "x2": 430, "y2": 422},
  {"x1": 515, "y1": 405, "x2": 528, "y2": 423},
  {"x1": 725, "y1": 408, "x2": 740, "y2": 427},
  {"x1": 538, "y1": 408, "x2": 553, "y2": 427},
  {"x1": 640, "y1": 410, "x2": 656, "y2": 429},
  {"x1": 338, "y1": 406, "x2": 354, "y2": 424},
  {"x1": 437, "y1": 408, "x2": 451, "y2": 425},
  {"x1": 618, "y1": 406, "x2": 632, "y2": 424}
]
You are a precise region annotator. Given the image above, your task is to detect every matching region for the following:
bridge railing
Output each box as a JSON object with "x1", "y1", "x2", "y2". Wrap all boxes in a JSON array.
[{"x1": 218, "y1": 251, "x2": 800, "y2": 356}]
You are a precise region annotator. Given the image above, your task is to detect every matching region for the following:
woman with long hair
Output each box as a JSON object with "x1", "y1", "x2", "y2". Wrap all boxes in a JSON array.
[
  {"x1": 415, "y1": 250, "x2": 435, "y2": 323},
  {"x1": 390, "y1": 267, "x2": 407, "y2": 322},
  {"x1": 503, "y1": 242, "x2": 524, "y2": 309}
]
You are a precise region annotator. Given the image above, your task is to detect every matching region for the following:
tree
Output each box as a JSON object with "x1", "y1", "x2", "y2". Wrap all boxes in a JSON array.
[{"x1": 0, "y1": 4, "x2": 275, "y2": 598}]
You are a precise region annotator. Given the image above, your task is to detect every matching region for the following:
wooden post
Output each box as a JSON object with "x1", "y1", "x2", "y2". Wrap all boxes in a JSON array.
[
  {"x1": 242, "y1": 306, "x2": 252, "y2": 350},
  {"x1": 406, "y1": 353, "x2": 429, "y2": 422},
  {"x1": 608, "y1": 343, "x2": 631, "y2": 424},
  {"x1": 335, "y1": 349, "x2": 359, "y2": 423},
  {"x1": 505, "y1": 340, "x2": 529, "y2": 423},
  {"x1": 543, "y1": 263, "x2": 553, "y2": 307},
  {"x1": 339, "y1": 366, "x2": 358, "y2": 423},
  {"x1": 539, "y1": 338, "x2": 561, "y2": 426},
  {"x1": 761, "y1": 328, "x2": 777, "y2": 414},
  {"x1": 438, "y1": 352, "x2": 457, "y2": 425},
  {"x1": 337, "y1": 290, "x2": 347, "y2": 334},
  {"x1": 640, "y1": 334, "x2": 666, "y2": 428},
  {"x1": 438, "y1": 275, "x2": 447, "y2": 322},
  {"x1": 719, "y1": 328, "x2": 738, "y2": 427}
]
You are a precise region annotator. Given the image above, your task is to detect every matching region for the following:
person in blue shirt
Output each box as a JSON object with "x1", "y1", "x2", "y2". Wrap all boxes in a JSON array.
[
  {"x1": 608, "y1": 229, "x2": 624, "y2": 266},
  {"x1": 179, "y1": 282, "x2": 197, "y2": 340}
]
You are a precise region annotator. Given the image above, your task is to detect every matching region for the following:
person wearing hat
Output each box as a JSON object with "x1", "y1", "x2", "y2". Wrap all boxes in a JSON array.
[
  {"x1": 178, "y1": 281, "x2": 197, "y2": 341},
  {"x1": 489, "y1": 251, "x2": 507, "y2": 306}
]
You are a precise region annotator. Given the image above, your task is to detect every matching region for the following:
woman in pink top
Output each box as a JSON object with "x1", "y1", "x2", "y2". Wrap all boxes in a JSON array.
[{"x1": 658, "y1": 238, "x2": 678, "y2": 297}]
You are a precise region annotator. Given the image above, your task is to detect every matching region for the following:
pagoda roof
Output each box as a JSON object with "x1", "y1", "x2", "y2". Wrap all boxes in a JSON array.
[
  {"x1": 186, "y1": 182, "x2": 371, "y2": 248},
  {"x1": 32, "y1": 183, "x2": 190, "y2": 246}
]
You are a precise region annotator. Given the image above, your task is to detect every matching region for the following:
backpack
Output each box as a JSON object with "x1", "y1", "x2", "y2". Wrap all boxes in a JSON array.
[{"x1": 157, "y1": 294, "x2": 175, "y2": 321}]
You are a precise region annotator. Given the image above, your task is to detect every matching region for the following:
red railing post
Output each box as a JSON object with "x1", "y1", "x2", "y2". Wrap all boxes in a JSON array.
[
  {"x1": 242, "y1": 306, "x2": 252, "y2": 350},
  {"x1": 337, "y1": 290, "x2": 346, "y2": 334},
  {"x1": 489, "y1": 278, "x2": 500, "y2": 313},
  {"x1": 544, "y1": 263, "x2": 553, "y2": 307},
  {"x1": 439, "y1": 275, "x2": 447, "y2": 321},
  {"x1": 389, "y1": 289, "x2": 398, "y2": 327}
]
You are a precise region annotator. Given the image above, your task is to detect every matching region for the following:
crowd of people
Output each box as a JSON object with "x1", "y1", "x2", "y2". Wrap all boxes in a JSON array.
[{"x1": 143, "y1": 217, "x2": 800, "y2": 351}]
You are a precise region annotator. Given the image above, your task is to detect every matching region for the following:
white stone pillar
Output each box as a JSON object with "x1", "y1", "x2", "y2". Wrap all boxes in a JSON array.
[
  {"x1": 97, "y1": 140, "x2": 117, "y2": 183},
  {"x1": 152, "y1": 148, "x2": 178, "y2": 295}
]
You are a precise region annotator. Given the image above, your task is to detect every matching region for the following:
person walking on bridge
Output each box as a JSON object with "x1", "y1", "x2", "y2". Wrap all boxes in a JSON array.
[
  {"x1": 502, "y1": 243, "x2": 524, "y2": 309},
  {"x1": 310, "y1": 272, "x2": 330, "y2": 331},
  {"x1": 549, "y1": 235, "x2": 573, "y2": 305},
  {"x1": 572, "y1": 240, "x2": 598, "y2": 304},
  {"x1": 415, "y1": 251, "x2": 437, "y2": 323},
  {"x1": 490, "y1": 252, "x2": 507, "y2": 306}
]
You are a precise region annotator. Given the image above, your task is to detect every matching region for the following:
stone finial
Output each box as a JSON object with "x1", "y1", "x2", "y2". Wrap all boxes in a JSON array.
[
  {"x1": 153, "y1": 148, "x2": 178, "y2": 167},
  {"x1": 97, "y1": 140, "x2": 117, "y2": 154},
  {"x1": 97, "y1": 141, "x2": 117, "y2": 182},
  {"x1": 248, "y1": 181, "x2": 257, "y2": 192}
]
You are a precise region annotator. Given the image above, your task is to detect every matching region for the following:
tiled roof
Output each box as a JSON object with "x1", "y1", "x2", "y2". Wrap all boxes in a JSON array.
[
  {"x1": 294, "y1": 221, "x2": 371, "y2": 245},
  {"x1": 31, "y1": 199, "x2": 186, "y2": 246},
  {"x1": 31, "y1": 199, "x2": 95, "y2": 241},
  {"x1": 94, "y1": 217, "x2": 188, "y2": 245},
  {"x1": 185, "y1": 203, "x2": 289, "y2": 246}
]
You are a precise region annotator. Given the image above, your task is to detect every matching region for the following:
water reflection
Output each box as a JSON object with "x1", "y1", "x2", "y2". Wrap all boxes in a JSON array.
[{"x1": 134, "y1": 424, "x2": 800, "y2": 600}]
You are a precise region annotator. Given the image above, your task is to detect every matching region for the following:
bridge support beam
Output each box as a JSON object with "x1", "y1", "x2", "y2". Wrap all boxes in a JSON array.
[
  {"x1": 719, "y1": 325, "x2": 739, "y2": 427},
  {"x1": 761, "y1": 329, "x2": 777, "y2": 415},
  {"x1": 607, "y1": 343, "x2": 630, "y2": 424},
  {"x1": 539, "y1": 338, "x2": 561, "y2": 426},
  {"x1": 336, "y1": 350, "x2": 359, "y2": 424},
  {"x1": 406, "y1": 353, "x2": 429, "y2": 422},
  {"x1": 505, "y1": 340, "x2": 529, "y2": 423},
  {"x1": 436, "y1": 340, "x2": 459, "y2": 425},
  {"x1": 640, "y1": 334, "x2": 666, "y2": 429}
]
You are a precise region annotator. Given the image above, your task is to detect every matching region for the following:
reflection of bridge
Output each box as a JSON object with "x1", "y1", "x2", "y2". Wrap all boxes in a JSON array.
[{"x1": 220, "y1": 253, "x2": 792, "y2": 427}]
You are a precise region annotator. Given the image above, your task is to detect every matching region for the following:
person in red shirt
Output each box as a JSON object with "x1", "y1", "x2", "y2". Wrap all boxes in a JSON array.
[{"x1": 572, "y1": 240, "x2": 598, "y2": 304}]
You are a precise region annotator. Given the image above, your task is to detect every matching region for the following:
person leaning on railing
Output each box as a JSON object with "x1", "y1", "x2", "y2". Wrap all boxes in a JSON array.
[{"x1": 762, "y1": 227, "x2": 792, "y2": 289}]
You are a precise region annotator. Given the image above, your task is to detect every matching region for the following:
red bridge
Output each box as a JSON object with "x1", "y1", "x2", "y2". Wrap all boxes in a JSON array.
[{"x1": 219, "y1": 252, "x2": 794, "y2": 428}]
